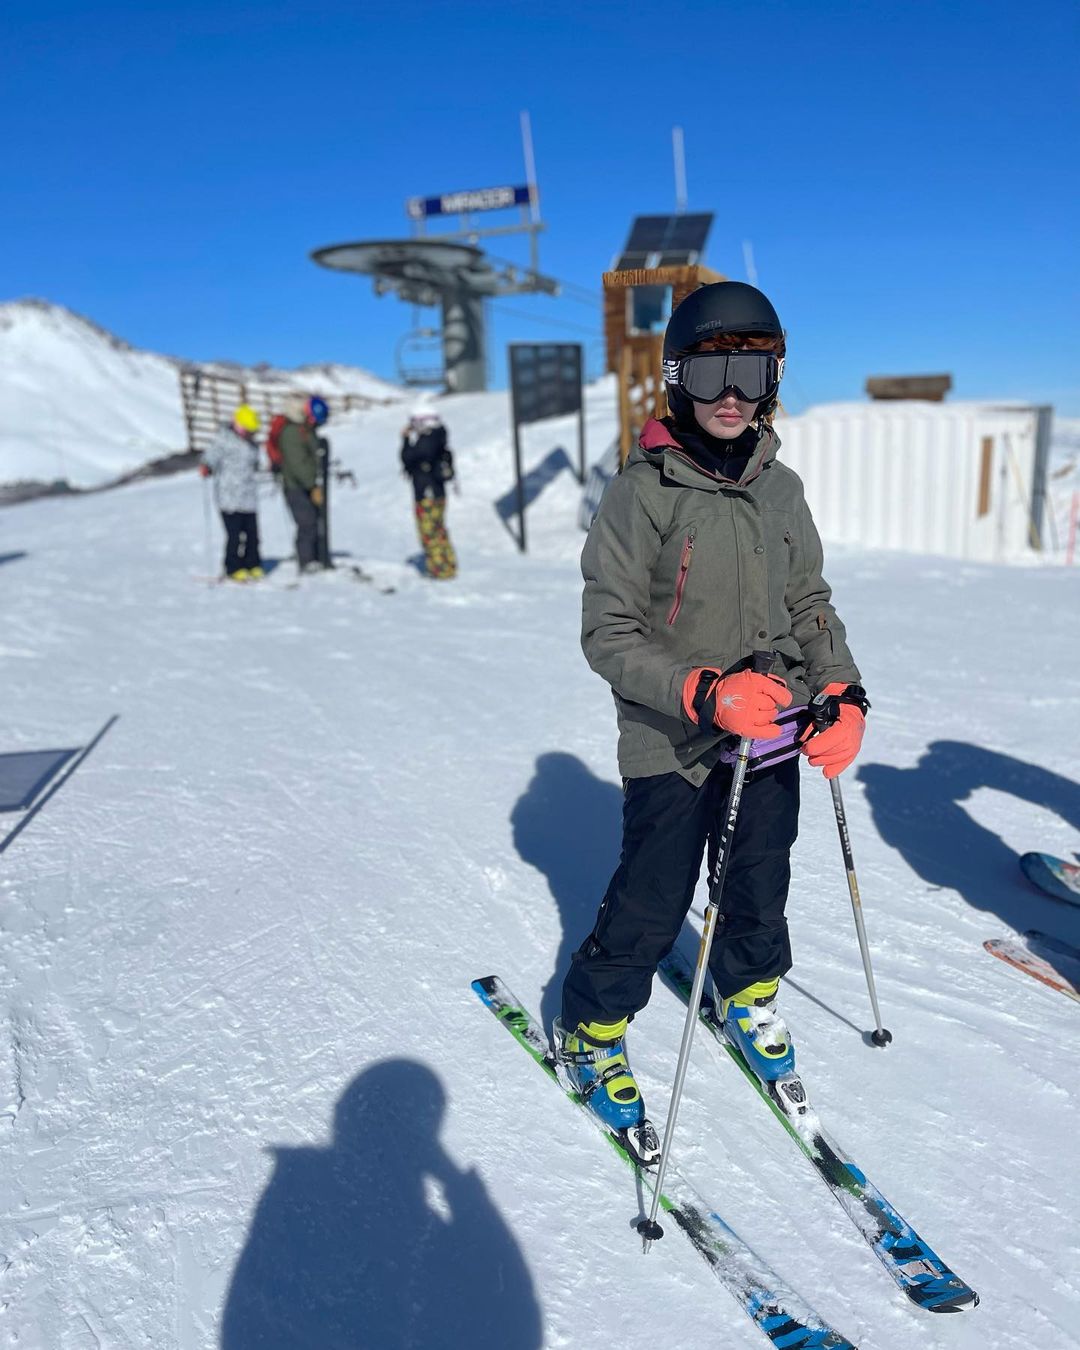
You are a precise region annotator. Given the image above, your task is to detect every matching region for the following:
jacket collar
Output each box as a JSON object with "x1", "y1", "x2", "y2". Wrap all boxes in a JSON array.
[{"x1": 635, "y1": 417, "x2": 780, "y2": 490}]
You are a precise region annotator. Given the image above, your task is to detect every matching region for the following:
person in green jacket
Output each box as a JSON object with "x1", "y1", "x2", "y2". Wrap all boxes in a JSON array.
[
  {"x1": 279, "y1": 396, "x2": 329, "y2": 572},
  {"x1": 554, "y1": 283, "x2": 868, "y2": 1164}
]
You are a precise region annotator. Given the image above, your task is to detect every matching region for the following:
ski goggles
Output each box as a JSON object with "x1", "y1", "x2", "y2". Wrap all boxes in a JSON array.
[{"x1": 662, "y1": 350, "x2": 784, "y2": 404}]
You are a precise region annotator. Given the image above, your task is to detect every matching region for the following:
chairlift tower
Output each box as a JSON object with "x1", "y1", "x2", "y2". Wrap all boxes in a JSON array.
[{"x1": 312, "y1": 114, "x2": 558, "y2": 394}]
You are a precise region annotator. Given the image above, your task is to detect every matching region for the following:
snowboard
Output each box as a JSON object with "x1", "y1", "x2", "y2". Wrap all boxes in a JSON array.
[
  {"x1": 1019, "y1": 852, "x2": 1080, "y2": 908},
  {"x1": 984, "y1": 930, "x2": 1080, "y2": 1003}
]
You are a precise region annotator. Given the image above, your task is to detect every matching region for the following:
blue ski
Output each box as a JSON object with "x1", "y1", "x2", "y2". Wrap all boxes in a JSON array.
[
  {"x1": 659, "y1": 949, "x2": 978, "y2": 1314},
  {"x1": 472, "y1": 975, "x2": 857, "y2": 1349},
  {"x1": 1019, "y1": 851, "x2": 1080, "y2": 909}
]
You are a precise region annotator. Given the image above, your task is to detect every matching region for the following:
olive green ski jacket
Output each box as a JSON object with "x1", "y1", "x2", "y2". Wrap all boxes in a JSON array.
[
  {"x1": 581, "y1": 417, "x2": 861, "y2": 782},
  {"x1": 278, "y1": 419, "x2": 320, "y2": 492}
]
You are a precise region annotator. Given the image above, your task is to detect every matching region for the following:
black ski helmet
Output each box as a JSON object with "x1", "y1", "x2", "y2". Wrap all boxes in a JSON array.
[{"x1": 663, "y1": 281, "x2": 785, "y2": 427}]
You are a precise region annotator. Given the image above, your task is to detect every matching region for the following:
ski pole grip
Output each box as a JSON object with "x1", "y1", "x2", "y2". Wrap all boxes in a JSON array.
[
  {"x1": 809, "y1": 690, "x2": 840, "y2": 733},
  {"x1": 751, "y1": 649, "x2": 775, "y2": 676}
]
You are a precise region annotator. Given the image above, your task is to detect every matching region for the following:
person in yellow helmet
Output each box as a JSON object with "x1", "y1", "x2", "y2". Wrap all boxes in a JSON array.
[
  {"x1": 233, "y1": 404, "x2": 260, "y2": 435},
  {"x1": 199, "y1": 404, "x2": 266, "y2": 581}
]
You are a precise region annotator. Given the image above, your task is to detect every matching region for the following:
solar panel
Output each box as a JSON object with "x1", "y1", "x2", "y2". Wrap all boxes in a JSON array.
[
  {"x1": 613, "y1": 213, "x2": 713, "y2": 271},
  {"x1": 667, "y1": 213, "x2": 713, "y2": 252},
  {"x1": 624, "y1": 216, "x2": 672, "y2": 252},
  {"x1": 613, "y1": 250, "x2": 652, "y2": 270}
]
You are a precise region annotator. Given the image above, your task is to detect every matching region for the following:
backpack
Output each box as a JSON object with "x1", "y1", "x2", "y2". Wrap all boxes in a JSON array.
[{"x1": 266, "y1": 414, "x2": 288, "y2": 472}]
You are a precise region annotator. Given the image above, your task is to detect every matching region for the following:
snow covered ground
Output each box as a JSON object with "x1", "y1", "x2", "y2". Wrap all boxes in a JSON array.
[{"x1": 1, "y1": 380, "x2": 1079, "y2": 1349}]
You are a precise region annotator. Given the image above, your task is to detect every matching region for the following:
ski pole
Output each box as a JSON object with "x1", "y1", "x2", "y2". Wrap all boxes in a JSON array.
[
  {"x1": 200, "y1": 472, "x2": 215, "y2": 578},
  {"x1": 808, "y1": 693, "x2": 892, "y2": 1047},
  {"x1": 638, "y1": 649, "x2": 775, "y2": 1252},
  {"x1": 278, "y1": 481, "x2": 299, "y2": 570}
]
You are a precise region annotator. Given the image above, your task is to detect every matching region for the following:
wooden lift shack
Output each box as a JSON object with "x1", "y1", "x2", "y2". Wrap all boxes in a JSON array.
[{"x1": 603, "y1": 263, "x2": 724, "y2": 466}]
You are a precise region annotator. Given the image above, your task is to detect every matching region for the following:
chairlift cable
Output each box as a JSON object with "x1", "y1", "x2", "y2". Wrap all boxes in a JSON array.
[{"x1": 488, "y1": 303, "x2": 601, "y2": 337}]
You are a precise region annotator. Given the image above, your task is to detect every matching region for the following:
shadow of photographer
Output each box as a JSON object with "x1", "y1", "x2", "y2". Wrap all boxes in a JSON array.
[
  {"x1": 858, "y1": 739, "x2": 1080, "y2": 986},
  {"x1": 222, "y1": 1058, "x2": 542, "y2": 1349}
]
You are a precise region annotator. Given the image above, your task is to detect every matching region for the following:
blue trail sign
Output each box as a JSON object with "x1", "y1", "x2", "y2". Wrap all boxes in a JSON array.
[{"x1": 407, "y1": 185, "x2": 532, "y2": 219}]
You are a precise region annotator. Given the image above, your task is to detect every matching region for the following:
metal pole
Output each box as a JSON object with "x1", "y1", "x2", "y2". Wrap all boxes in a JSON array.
[
  {"x1": 316, "y1": 435, "x2": 332, "y2": 567},
  {"x1": 509, "y1": 347, "x2": 527, "y2": 552},
  {"x1": 575, "y1": 344, "x2": 586, "y2": 486},
  {"x1": 672, "y1": 126, "x2": 687, "y2": 213},
  {"x1": 513, "y1": 412, "x2": 527, "y2": 553},
  {"x1": 201, "y1": 473, "x2": 215, "y2": 578},
  {"x1": 638, "y1": 650, "x2": 774, "y2": 1250},
  {"x1": 828, "y1": 777, "x2": 892, "y2": 1046},
  {"x1": 742, "y1": 240, "x2": 759, "y2": 288},
  {"x1": 521, "y1": 110, "x2": 540, "y2": 223}
]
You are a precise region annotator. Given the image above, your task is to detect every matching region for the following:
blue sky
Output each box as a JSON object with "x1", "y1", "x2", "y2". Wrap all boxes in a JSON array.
[{"x1": 4, "y1": 0, "x2": 1078, "y2": 412}]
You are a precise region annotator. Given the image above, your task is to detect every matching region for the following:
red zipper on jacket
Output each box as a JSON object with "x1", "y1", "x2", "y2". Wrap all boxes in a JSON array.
[{"x1": 667, "y1": 531, "x2": 696, "y2": 625}]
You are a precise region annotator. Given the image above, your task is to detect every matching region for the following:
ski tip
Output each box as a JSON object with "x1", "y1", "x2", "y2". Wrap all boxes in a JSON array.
[
  {"x1": 906, "y1": 1276, "x2": 980, "y2": 1314},
  {"x1": 921, "y1": 1287, "x2": 980, "y2": 1314}
]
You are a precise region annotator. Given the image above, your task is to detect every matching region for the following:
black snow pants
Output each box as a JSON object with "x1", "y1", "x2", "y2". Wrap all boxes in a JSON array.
[
  {"x1": 221, "y1": 511, "x2": 261, "y2": 575},
  {"x1": 284, "y1": 488, "x2": 319, "y2": 569},
  {"x1": 561, "y1": 755, "x2": 800, "y2": 1034}
]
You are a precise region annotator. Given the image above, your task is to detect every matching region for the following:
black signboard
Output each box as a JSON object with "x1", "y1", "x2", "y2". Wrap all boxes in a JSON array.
[{"x1": 508, "y1": 343, "x2": 585, "y2": 553}]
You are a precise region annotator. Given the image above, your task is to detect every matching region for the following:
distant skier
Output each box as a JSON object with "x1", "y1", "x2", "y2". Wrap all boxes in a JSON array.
[
  {"x1": 554, "y1": 283, "x2": 867, "y2": 1163},
  {"x1": 279, "y1": 395, "x2": 329, "y2": 573},
  {"x1": 199, "y1": 403, "x2": 265, "y2": 581},
  {"x1": 400, "y1": 407, "x2": 458, "y2": 579}
]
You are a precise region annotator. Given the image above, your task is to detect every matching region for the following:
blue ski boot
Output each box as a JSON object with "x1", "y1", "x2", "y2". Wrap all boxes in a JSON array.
[
  {"x1": 553, "y1": 1016, "x2": 660, "y2": 1167},
  {"x1": 720, "y1": 978, "x2": 796, "y2": 1082}
]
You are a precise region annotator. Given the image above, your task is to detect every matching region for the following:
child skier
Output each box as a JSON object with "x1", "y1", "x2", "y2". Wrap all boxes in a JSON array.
[
  {"x1": 555, "y1": 282, "x2": 867, "y2": 1164},
  {"x1": 199, "y1": 403, "x2": 265, "y2": 581}
]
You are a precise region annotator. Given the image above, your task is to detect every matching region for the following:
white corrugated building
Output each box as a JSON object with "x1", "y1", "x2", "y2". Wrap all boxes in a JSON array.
[{"x1": 774, "y1": 401, "x2": 1053, "y2": 563}]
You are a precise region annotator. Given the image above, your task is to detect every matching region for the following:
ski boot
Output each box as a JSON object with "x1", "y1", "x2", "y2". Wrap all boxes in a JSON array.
[
  {"x1": 248, "y1": 566, "x2": 266, "y2": 580},
  {"x1": 227, "y1": 568, "x2": 250, "y2": 582},
  {"x1": 713, "y1": 978, "x2": 815, "y2": 1121},
  {"x1": 552, "y1": 1016, "x2": 660, "y2": 1167},
  {"x1": 719, "y1": 978, "x2": 795, "y2": 1080}
]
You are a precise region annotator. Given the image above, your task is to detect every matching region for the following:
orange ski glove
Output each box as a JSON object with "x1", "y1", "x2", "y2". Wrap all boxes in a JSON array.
[
  {"x1": 801, "y1": 682, "x2": 868, "y2": 779},
  {"x1": 682, "y1": 667, "x2": 792, "y2": 740}
]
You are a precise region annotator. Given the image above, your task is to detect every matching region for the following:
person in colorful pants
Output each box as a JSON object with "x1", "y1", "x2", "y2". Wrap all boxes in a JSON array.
[
  {"x1": 401, "y1": 408, "x2": 458, "y2": 580},
  {"x1": 555, "y1": 283, "x2": 868, "y2": 1163}
]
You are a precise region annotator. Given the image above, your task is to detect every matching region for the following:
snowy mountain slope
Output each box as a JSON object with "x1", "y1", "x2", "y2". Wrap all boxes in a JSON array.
[
  {"x1": 0, "y1": 388, "x2": 1078, "y2": 1349},
  {"x1": 0, "y1": 301, "x2": 403, "y2": 490},
  {"x1": 0, "y1": 301, "x2": 187, "y2": 488}
]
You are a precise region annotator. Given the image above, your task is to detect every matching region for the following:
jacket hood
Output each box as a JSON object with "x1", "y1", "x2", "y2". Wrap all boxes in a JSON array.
[{"x1": 631, "y1": 417, "x2": 781, "y2": 490}]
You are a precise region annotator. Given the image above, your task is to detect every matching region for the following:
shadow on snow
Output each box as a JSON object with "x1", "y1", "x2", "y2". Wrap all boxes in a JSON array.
[
  {"x1": 511, "y1": 751, "x2": 621, "y2": 1037},
  {"x1": 493, "y1": 446, "x2": 575, "y2": 546},
  {"x1": 858, "y1": 738, "x2": 1080, "y2": 986},
  {"x1": 221, "y1": 1058, "x2": 542, "y2": 1350}
]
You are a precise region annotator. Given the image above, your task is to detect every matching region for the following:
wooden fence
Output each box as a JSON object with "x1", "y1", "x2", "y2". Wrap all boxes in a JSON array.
[{"x1": 178, "y1": 366, "x2": 396, "y2": 454}]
